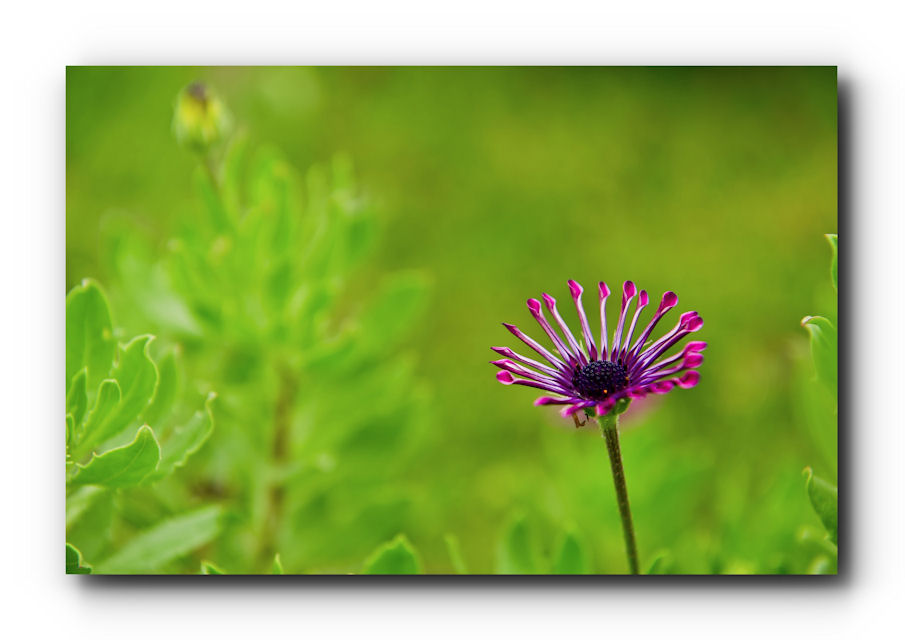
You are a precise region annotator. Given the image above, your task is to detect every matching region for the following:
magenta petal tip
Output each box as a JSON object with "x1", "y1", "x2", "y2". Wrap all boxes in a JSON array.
[
  {"x1": 661, "y1": 291, "x2": 678, "y2": 309},
  {"x1": 685, "y1": 316, "x2": 704, "y2": 332},
  {"x1": 567, "y1": 280, "x2": 583, "y2": 298},
  {"x1": 527, "y1": 298, "x2": 542, "y2": 314},
  {"x1": 496, "y1": 371, "x2": 515, "y2": 385},
  {"x1": 683, "y1": 353, "x2": 704, "y2": 368},
  {"x1": 684, "y1": 341, "x2": 707, "y2": 354},
  {"x1": 598, "y1": 282, "x2": 610, "y2": 298},
  {"x1": 623, "y1": 280, "x2": 636, "y2": 299},
  {"x1": 678, "y1": 371, "x2": 700, "y2": 388}
]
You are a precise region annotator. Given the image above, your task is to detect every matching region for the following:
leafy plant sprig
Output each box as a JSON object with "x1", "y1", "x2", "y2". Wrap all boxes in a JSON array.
[
  {"x1": 797, "y1": 233, "x2": 838, "y2": 574},
  {"x1": 66, "y1": 279, "x2": 217, "y2": 573},
  {"x1": 95, "y1": 84, "x2": 432, "y2": 572}
]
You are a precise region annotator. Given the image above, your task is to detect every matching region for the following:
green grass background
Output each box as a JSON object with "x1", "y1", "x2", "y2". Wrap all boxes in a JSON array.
[{"x1": 66, "y1": 67, "x2": 837, "y2": 574}]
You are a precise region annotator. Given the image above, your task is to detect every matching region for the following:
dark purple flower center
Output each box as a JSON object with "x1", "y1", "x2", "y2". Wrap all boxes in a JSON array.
[{"x1": 572, "y1": 360, "x2": 629, "y2": 400}]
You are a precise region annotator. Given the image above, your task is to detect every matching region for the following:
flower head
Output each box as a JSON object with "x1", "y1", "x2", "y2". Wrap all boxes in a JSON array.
[
  {"x1": 172, "y1": 82, "x2": 232, "y2": 153},
  {"x1": 492, "y1": 280, "x2": 705, "y2": 420}
]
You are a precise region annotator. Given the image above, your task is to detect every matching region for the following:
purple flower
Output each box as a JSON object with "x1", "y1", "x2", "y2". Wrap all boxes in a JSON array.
[{"x1": 492, "y1": 280, "x2": 705, "y2": 420}]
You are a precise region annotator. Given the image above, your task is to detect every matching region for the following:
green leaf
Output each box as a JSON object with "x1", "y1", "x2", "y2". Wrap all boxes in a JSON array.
[
  {"x1": 362, "y1": 534, "x2": 422, "y2": 574},
  {"x1": 95, "y1": 505, "x2": 223, "y2": 574},
  {"x1": 66, "y1": 488, "x2": 114, "y2": 560},
  {"x1": 552, "y1": 529, "x2": 589, "y2": 574},
  {"x1": 66, "y1": 279, "x2": 115, "y2": 392},
  {"x1": 80, "y1": 336, "x2": 159, "y2": 453},
  {"x1": 808, "y1": 555, "x2": 835, "y2": 575},
  {"x1": 495, "y1": 515, "x2": 538, "y2": 574},
  {"x1": 66, "y1": 368, "x2": 88, "y2": 430},
  {"x1": 804, "y1": 467, "x2": 838, "y2": 545},
  {"x1": 645, "y1": 551, "x2": 671, "y2": 575},
  {"x1": 444, "y1": 534, "x2": 468, "y2": 575},
  {"x1": 66, "y1": 543, "x2": 92, "y2": 574},
  {"x1": 66, "y1": 485, "x2": 107, "y2": 528},
  {"x1": 145, "y1": 393, "x2": 216, "y2": 482},
  {"x1": 107, "y1": 335, "x2": 159, "y2": 438},
  {"x1": 66, "y1": 414, "x2": 75, "y2": 450},
  {"x1": 826, "y1": 233, "x2": 838, "y2": 292},
  {"x1": 272, "y1": 554, "x2": 284, "y2": 575},
  {"x1": 801, "y1": 315, "x2": 837, "y2": 398},
  {"x1": 141, "y1": 347, "x2": 183, "y2": 428},
  {"x1": 71, "y1": 426, "x2": 160, "y2": 488},
  {"x1": 76, "y1": 379, "x2": 121, "y2": 452},
  {"x1": 201, "y1": 561, "x2": 225, "y2": 575}
]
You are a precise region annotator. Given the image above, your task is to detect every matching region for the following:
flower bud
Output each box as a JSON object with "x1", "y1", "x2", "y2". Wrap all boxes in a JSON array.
[{"x1": 172, "y1": 82, "x2": 231, "y2": 153}]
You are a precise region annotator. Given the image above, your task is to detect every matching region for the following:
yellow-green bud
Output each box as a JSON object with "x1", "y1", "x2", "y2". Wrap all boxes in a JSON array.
[{"x1": 172, "y1": 82, "x2": 231, "y2": 153}]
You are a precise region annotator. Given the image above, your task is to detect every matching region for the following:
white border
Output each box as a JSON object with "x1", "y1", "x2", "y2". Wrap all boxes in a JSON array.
[{"x1": 3, "y1": 1, "x2": 902, "y2": 637}]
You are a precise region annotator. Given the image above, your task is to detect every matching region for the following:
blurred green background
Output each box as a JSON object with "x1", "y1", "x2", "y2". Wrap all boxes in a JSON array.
[{"x1": 66, "y1": 67, "x2": 837, "y2": 574}]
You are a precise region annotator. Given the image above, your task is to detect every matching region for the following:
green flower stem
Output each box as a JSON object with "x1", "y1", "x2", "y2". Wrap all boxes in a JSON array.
[{"x1": 598, "y1": 413, "x2": 640, "y2": 575}]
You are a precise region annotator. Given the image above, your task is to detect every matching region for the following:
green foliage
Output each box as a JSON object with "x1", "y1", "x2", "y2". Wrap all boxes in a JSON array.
[
  {"x1": 66, "y1": 543, "x2": 92, "y2": 574},
  {"x1": 96, "y1": 506, "x2": 222, "y2": 574},
  {"x1": 444, "y1": 534, "x2": 468, "y2": 574},
  {"x1": 796, "y1": 234, "x2": 838, "y2": 573},
  {"x1": 826, "y1": 233, "x2": 838, "y2": 291},
  {"x1": 66, "y1": 280, "x2": 115, "y2": 392},
  {"x1": 801, "y1": 315, "x2": 838, "y2": 398},
  {"x1": 66, "y1": 369, "x2": 88, "y2": 429},
  {"x1": 552, "y1": 529, "x2": 589, "y2": 575},
  {"x1": 81, "y1": 98, "x2": 432, "y2": 573},
  {"x1": 495, "y1": 515, "x2": 540, "y2": 574},
  {"x1": 362, "y1": 535, "x2": 423, "y2": 575},
  {"x1": 645, "y1": 551, "x2": 672, "y2": 575},
  {"x1": 71, "y1": 426, "x2": 161, "y2": 488},
  {"x1": 147, "y1": 393, "x2": 216, "y2": 482},
  {"x1": 200, "y1": 560, "x2": 225, "y2": 575},
  {"x1": 65, "y1": 279, "x2": 216, "y2": 573},
  {"x1": 804, "y1": 468, "x2": 838, "y2": 546},
  {"x1": 68, "y1": 67, "x2": 836, "y2": 574}
]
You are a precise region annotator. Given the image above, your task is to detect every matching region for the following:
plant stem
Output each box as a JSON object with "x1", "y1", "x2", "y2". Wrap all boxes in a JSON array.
[
  {"x1": 258, "y1": 363, "x2": 297, "y2": 567},
  {"x1": 599, "y1": 414, "x2": 640, "y2": 575}
]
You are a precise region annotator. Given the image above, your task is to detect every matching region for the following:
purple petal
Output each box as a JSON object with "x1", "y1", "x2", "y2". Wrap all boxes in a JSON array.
[
  {"x1": 610, "y1": 281, "x2": 637, "y2": 361},
  {"x1": 568, "y1": 280, "x2": 599, "y2": 361},
  {"x1": 684, "y1": 340, "x2": 708, "y2": 354},
  {"x1": 490, "y1": 359, "x2": 570, "y2": 392},
  {"x1": 534, "y1": 395, "x2": 574, "y2": 406},
  {"x1": 561, "y1": 401, "x2": 594, "y2": 418},
  {"x1": 491, "y1": 346, "x2": 568, "y2": 382},
  {"x1": 650, "y1": 380, "x2": 675, "y2": 394},
  {"x1": 637, "y1": 353, "x2": 704, "y2": 385},
  {"x1": 678, "y1": 371, "x2": 700, "y2": 388},
  {"x1": 595, "y1": 398, "x2": 617, "y2": 416},
  {"x1": 620, "y1": 289, "x2": 649, "y2": 362},
  {"x1": 496, "y1": 369, "x2": 574, "y2": 395},
  {"x1": 496, "y1": 370, "x2": 516, "y2": 385},
  {"x1": 502, "y1": 322, "x2": 568, "y2": 372},
  {"x1": 527, "y1": 298, "x2": 579, "y2": 367},
  {"x1": 637, "y1": 341, "x2": 707, "y2": 376},
  {"x1": 543, "y1": 293, "x2": 586, "y2": 366},
  {"x1": 625, "y1": 291, "x2": 677, "y2": 366},
  {"x1": 598, "y1": 282, "x2": 611, "y2": 360},
  {"x1": 630, "y1": 311, "x2": 703, "y2": 374}
]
